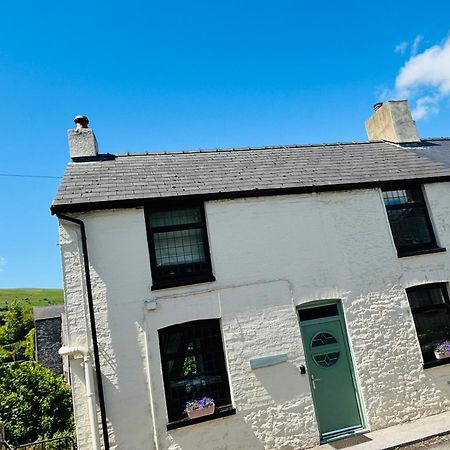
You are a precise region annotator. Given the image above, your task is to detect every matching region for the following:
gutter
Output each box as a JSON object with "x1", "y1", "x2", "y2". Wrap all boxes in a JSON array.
[{"x1": 56, "y1": 214, "x2": 110, "y2": 450}]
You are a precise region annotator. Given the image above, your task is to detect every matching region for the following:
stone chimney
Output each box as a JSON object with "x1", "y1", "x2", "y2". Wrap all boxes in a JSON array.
[
  {"x1": 68, "y1": 115, "x2": 99, "y2": 160},
  {"x1": 365, "y1": 100, "x2": 420, "y2": 144}
]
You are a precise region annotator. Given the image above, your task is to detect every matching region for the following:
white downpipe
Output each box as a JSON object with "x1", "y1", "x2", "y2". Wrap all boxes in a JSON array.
[{"x1": 59, "y1": 346, "x2": 101, "y2": 450}]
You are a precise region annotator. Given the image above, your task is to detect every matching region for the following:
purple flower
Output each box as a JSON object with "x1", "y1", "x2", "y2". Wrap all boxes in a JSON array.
[
  {"x1": 198, "y1": 397, "x2": 214, "y2": 408},
  {"x1": 184, "y1": 397, "x2": 215, "y2": 413},
  {"x1": 435, "y1": 341, "x2": 450, "y2": 352}
]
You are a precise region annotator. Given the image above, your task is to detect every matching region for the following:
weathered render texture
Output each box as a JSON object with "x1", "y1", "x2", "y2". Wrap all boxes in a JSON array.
[
  {"x1": 365, "y1": 100, "x2": 420, "y2": 143},
  {"x1": 68, "y1": 128, "x2": 98, "y2": 160},
  {"x1": 58, "y1": 183, "x2": 450, "y2": 449}
]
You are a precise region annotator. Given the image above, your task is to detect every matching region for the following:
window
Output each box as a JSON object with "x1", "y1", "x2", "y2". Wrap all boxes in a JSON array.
[
  {"x1": 159, "y1": 319, "x2": 233, "y2": 425},
  {"x1": 382, "y1": 187, "x2": 438, "y2": 256},
  {"x1": 146, "y1": 205, "x2": 215, "y2": 289},
  {"x1": 406, "y1": 284, "x2": 450, "y2": 367}
]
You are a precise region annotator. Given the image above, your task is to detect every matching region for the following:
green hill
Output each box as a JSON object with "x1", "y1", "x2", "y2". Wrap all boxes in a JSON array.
[{"x1": 0, "y1": 288, "x2": 64, "y2": 311}]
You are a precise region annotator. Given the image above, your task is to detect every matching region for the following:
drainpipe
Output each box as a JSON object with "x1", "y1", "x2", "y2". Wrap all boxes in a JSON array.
[
  {"x1": 59, "y1": 346, "x2": 101, "y2": 450},
  {"x1": 57, "y1": 214, "x2": 110, "y2": 450}
]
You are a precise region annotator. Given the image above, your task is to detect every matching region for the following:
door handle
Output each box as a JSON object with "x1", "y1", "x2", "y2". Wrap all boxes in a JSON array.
[{"x1": 311, "y1": 374, "x2": 321, "y2": 390}]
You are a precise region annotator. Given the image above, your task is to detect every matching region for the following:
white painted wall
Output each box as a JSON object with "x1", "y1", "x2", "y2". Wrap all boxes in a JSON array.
[{"x1": 58, "y1": 183, "x2": 450, "y2": 450}]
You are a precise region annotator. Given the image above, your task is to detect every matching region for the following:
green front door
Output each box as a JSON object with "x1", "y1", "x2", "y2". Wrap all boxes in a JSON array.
[{"x1": 298, "y1": 303, "x2": 364, "y2": 442}]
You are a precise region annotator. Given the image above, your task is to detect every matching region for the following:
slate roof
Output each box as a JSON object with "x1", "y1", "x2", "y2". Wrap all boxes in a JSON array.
[{"x1": 51, "y1": 138, "x2": 450, "y2": 213}]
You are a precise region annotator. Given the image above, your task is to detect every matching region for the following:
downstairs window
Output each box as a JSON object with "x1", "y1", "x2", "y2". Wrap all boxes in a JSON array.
[
  {"x1": 159, "y1": 319, "x2": 232, "y2": 424},
  {"x1": 406, "y1": 284, "x2": 450, "y2": 367}
]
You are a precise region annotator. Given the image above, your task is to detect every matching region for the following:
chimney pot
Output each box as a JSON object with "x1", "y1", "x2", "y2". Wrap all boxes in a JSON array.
[
  {"x1": 373, "y1": 102, "x2": 383, "y2": 111},
  {"x1": 74, "y1": 115, "x2": 90, "y2": 130}
]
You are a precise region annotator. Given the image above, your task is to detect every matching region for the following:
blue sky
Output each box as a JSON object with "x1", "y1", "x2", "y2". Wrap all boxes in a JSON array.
[{"x1": 1, "y1": 1, "x2": 450, "y2": 288}]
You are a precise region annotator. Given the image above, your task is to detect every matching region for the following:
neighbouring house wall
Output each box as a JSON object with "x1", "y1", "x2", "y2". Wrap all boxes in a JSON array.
[
  {"x1": 59, "y1": 183, "x2": 450, "y2": 450},
  {"x1": 35, "y1": 317, "x2": 63, "y2": 375}
]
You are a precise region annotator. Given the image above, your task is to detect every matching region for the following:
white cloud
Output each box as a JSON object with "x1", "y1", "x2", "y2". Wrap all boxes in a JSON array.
[
  {"x1": 0, "y1": 257, "x2": 6, "y2": 272},
  {"x1": 411, "y1": 34, "x2": 423, "y2": 56},
  {"x1": 393, "y1": 35, "x2": 450, "y2": 119},
  {"x1": 395, "y1": 41, "x2": 408, "y2": 55},
  {"x1": 411, "y1": 95, "x2": 441, "y2": 119}
]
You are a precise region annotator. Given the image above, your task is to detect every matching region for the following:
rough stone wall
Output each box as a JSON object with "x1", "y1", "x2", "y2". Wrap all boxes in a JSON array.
[
  {"x1": 58, "y1": 183, "x2": 450, "y2": 450},
  {"x1": 35, "y1": 318, "x2": 63, "y2": 375}
]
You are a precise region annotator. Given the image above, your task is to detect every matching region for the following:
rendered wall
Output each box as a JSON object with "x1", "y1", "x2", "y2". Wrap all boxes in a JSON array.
[{"x1": 58, "y1": 183, "x2": 450, "y2": 450}]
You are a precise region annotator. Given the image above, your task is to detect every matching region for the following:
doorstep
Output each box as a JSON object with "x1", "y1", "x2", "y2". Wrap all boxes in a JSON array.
[{"x1": 310, "y1": 410, "x2": 450, "y2": 450}]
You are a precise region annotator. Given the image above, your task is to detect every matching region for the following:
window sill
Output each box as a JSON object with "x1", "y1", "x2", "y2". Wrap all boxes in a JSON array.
[
  {"x1": 423, "y1": 358, "x2": 450, "y2": 369},
  {"x1": 166, "y1": 406, "x2": 236, "y2": 431},
  {"x1": 398, "y1": 247, "x2": 446, "y2": 258},
  {"x1": 151, "y1": 274, "x2": 216, "y2": 291}
]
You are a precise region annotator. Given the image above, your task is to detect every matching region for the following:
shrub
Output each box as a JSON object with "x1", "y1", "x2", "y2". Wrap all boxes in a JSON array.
[{"x1": 0, "y1": 361, "x2": 74, "y2": 446}]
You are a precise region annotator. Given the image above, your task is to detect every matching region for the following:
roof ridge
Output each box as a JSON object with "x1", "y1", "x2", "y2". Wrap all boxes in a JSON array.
[
  {"x1": 110, "y1": 137, "x2": 450, "y2": 158},
  {"x1": 113, "y1": 139, "x2": 389, "y2": 158},
  {"x1": 53, "y1": 136, "x2": 450, "y2": 213}
]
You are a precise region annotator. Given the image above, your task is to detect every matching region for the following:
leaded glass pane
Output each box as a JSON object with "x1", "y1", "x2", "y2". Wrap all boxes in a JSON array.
[
  {"x1": 314, "y1": 352, "x2": 340, "y2": 368},
  {"x1": 148, "y1": 205, "x2": 213, "y2": 287},
  {"x1": 312, "y1": 332, "x2": 337, "y2": 347},
  {"x1": 383, "y1": 188, "x2": 423, "y2": 206},
  {"x1": 149, "y1": 207, "x2": 202, "y2": 227},
  {"x1": 154, "y1": 229, "x2": 205, "y2": 267}
]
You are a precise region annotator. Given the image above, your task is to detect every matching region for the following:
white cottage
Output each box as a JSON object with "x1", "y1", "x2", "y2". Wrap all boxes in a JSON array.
[{"x1": 52, "y1": 102, "x2": 450, "y2": 450}]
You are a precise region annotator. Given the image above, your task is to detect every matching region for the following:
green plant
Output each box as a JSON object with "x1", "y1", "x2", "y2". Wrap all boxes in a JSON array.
[
  {"x1": 24, "y1": 328, "x2": 36, "y2": 361},
  {"x1": 0, "y1": 361, "x2": 74, "y2": 446},
  {"x1": 0, "y1": 301, "x2": 34, "y2": 363},
  {"x1": 0, "y1": 340, "x2": 27, "y2": 363},
  {"x1": 0, "y1": 301, "x2": 33, "y2": 345}
]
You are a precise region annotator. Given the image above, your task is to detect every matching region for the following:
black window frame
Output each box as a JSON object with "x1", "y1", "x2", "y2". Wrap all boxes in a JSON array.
[
  {"x1": 158, "y1": 319, "x2": 234, "y2": 429},
  {"x1": 406, "y1": 283, "x2": 450, "y2": 369},
  {"x1": 145, "y1": 203, "x2": 215, "y2": 290},
  {"x1": 382, "y1": 185, "x2": 441, "y2": 257}
]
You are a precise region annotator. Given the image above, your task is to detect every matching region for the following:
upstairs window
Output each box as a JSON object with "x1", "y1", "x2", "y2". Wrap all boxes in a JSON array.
[
  {"x1": 406, "y1": 284, "x2": 450, "y2": 367},
  {"x1": 159, "y1": 319, "x2": 233, "y2": 425},
  {"x1": 382, "y1": 187, "x2": 438, "y2": 256},
  {"x1": 146, "y1": 205, "x2": 215, "y2": 289}
]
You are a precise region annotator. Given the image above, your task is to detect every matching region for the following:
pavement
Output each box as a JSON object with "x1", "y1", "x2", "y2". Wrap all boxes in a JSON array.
[
  {"x1": 310, "y1": 410, "x2": 450, "y2": 449},
  {"x1": 401, "y1": 434, "x2": 450, "y2": 449}
]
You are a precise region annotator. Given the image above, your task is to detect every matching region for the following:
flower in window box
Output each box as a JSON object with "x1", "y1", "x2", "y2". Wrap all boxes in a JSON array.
[
  {"x1": 434, "y1": 341, "x2": 450, "y2": 360},
  {"x1": 184, "y1": 397, "x2": 215, "y2": 419}
]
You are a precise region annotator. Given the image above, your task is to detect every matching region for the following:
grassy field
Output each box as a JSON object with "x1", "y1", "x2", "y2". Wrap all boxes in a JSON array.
[{"x1": 0, "y1": 288, "x2": 64, "y2": 311}]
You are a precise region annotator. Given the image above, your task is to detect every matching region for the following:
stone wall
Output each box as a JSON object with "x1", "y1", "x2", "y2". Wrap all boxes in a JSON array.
[{"x1": 35, "y1": 317, "x2": 63, "y2": 375}]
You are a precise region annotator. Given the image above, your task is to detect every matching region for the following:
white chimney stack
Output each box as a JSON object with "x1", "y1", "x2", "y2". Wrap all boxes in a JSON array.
[
  {"x1": 68, "y1": 115, "x2": 99, "y2": 160},
  {"x1": 365, "y1": 100, "x2": 420, "y2": 144}
]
